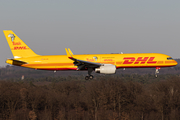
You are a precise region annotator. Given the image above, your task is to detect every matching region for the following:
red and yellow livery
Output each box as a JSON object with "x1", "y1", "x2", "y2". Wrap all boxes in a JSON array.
[{"x1": 4, "y1": 30, "x2": 178, "y2": 80}]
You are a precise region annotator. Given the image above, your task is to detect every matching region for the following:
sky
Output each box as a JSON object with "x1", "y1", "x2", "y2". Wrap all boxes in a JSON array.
[{"x1": 0, "y1": 0, "x2": 180, "y2": 66}]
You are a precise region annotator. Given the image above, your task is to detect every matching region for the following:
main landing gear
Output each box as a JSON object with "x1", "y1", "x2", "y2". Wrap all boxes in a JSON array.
[
  {"x1": 85, "y1": 68, "x2": 94, "y2": 80},
  {"x1": 155, "y1": 67, "x2": 160, "y2": 78},
  {"x1": 85, "y1": 75, "x2": 94, "y2": 80}
]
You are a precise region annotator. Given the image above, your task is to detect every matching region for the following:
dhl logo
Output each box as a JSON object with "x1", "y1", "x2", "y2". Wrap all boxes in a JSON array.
[
  {"x1": 123, "y1": 57, "x2": 157, "y2": 64},
  {"x1": 12, "y1": 46, "x2": 29, "y2": 50}
]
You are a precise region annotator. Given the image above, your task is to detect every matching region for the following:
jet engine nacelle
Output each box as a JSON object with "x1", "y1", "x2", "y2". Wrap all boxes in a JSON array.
[{"x1": 95, "y1": 64, "x2": 116, "y2": 74}]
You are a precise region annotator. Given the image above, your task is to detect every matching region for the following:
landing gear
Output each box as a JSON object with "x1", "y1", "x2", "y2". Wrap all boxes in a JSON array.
[
  {"x1": 85, "y1": 75, "x2": 94, "y2": 80},
  {"x1": 85, "y1": 76, "x2": 89, "y2": 80},
  {"x1": 85, "y1": 68, "x2": 94, "y2": 80},
  {"x1": 155, "y1": 67, "x2": 160, "y2": 78}
]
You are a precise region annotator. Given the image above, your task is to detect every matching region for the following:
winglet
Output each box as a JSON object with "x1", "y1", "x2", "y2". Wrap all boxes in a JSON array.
[
  {"x1": 65, "y1": 48, "x2": 71, "y2": 57},
  {"x1": 68, "y1": 48, "x2": 73, "y2": 55},
  {"x1": 65, "y1": 48, "x2": 74, "y2": 57}
]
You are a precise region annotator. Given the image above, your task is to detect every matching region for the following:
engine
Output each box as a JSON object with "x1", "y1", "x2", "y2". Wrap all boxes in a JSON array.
[{"x1": 95, "y1": 64, "x2": 116, "y2": 74}]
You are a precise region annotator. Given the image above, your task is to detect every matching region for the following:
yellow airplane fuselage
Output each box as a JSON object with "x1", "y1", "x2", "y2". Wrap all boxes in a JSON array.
[
  {"x1": 4, "y1": 30, "x2": 178, "y2": 76},
  {"x1": 6, "y1": 53, "x2": 177, "y2": 70}
]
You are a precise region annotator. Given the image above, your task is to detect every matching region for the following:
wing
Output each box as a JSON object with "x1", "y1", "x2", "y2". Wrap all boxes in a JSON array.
[
  {"x1": 69, "y1": 56, "x2": 101, "y2": 66},
  {"x1": 65, "y1": 48, "x2": 102, "y2": 70}
]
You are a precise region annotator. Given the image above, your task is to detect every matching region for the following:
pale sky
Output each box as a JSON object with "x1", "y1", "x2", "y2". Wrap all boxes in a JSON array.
[{"x1": 0, "y1": 0, "x2": 180, "y2": 66}]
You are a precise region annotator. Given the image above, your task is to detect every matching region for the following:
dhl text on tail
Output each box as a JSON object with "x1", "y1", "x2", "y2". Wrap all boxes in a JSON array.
[{"x1": 4, "y1": 30, "x2": 178, "y2": 80}]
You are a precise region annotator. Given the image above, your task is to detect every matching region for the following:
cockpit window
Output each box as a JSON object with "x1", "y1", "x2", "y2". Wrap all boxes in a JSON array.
[{"x1": 167, "y1": 57, "x2": 173, "y2": 60}]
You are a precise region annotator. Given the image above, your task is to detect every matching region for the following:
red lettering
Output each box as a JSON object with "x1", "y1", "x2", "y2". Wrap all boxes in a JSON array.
[
  {"x1": 41, "y1": 58, "x2": 49, "y2": 60},
  {"x1": 147, "y1": 57, "x2": 157, "y2": 64},
  {"x1": 104, "y1": 59, "x2": 113, "y2": 61},
  {"x1": 134, "y1": 57, "x2": 149, "y2": 64},
  {"x1": 13, "y1": 46, "x2": 28, "y2": 50},
  {"x1": 87, "y1": 58, "x2": 94, "y2": 61},
  {"x1": 123, "y1": 57, "x2": 135, "y2": 64},
  {"x1": 123, "y1": 57, "x2": 157, "y2": 64},
  {"x1": 13, "y1": 42, "x2": 21, "y2": 45},
  {"x1": 14, "y1": 47, "x2": 17, "y2": 50}
]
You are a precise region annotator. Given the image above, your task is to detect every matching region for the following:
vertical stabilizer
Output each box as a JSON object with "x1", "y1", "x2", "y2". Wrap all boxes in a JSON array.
[{"x1": 3, "y1": 30, "x2": 38, "y2": 58}]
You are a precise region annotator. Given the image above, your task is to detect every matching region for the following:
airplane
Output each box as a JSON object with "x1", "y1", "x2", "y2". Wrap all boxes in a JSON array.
[{"x1": 3, "y1": 30, "x2": 178, "y2": 80}]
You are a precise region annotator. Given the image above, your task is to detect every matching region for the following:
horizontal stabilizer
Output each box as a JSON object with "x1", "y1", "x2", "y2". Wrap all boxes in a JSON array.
[{"x1": 6, "y1": 59, "x2": 27, "y2": 66}]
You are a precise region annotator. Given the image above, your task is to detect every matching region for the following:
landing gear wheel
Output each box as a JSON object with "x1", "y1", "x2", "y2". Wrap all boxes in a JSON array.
[
  {"x1": 155, "y1": 67, "x2": 160, "y2": 78},
  {"x1": 85, "y1": 75, "x2": 94, "y2": 80},
  {"x1": 89, "y1": 75, "x2": 94, "y2": 80},
  {"x1": 85, "y1": 68, "x2": 94, "y2": 80},
  {"x1": 155, "y1": 74, "x2": 158, "y2": 78},
  {"x1": 85, "y1": 76, "x2": 89, "y2": 80}
]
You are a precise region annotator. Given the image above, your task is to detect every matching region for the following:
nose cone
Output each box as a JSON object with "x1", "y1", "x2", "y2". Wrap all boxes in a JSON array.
[{"x1": 174, "y1": 60, "x2": 178, "y2": 66}]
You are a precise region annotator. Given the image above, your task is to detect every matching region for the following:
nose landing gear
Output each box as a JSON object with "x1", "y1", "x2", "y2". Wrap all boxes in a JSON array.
[{"x1": 155, "y1": 67, "x2": 160, "y2": 77}]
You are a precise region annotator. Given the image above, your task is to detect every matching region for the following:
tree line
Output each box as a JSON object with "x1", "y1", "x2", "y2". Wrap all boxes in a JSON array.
[{"x1": 1, "y1": 76, "x2": 180, "y2": 120}]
